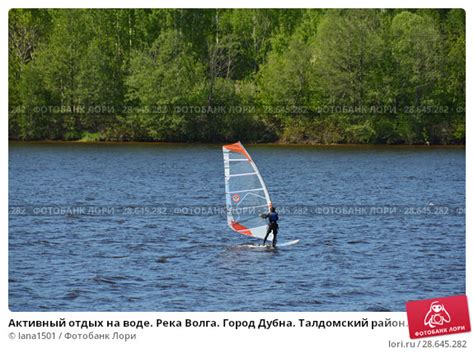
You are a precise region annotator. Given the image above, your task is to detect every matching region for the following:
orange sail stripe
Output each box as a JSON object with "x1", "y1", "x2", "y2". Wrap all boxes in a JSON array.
[
  {"x1": 230, "y1": 221, "x2": 253, "y2": 236},
  {"x1": 223, "y1": 141, "x2": 252, "y2": 161}
]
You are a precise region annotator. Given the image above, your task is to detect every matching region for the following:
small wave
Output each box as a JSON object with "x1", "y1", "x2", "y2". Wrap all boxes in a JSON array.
[
  {"x1": 347, "y1": 240, "x2": 368, "y2": 244},
  {"x1": 308, "y1": 299, "x2": 324, "y2": 305},
  {"x1": 365, "y1": 304, "x2": 391, "y2": 312},
  {"x1": 92, "y1": 275, "x2": 128, "y2": 285},
  {"x1": 64, "y1": 290, "x2": 80, "y2": 300},
  {"x1": 108, "y1": 255, "x2": 129, "y2": 259},
  {"x1": 95, "y1": 253, "x2": 129, "y2": 259},
  {"x1": 352, "y1": 275, "x2": 373, "y2": 280},
  {"x1": 154, "y1": 282, "x2": 174, "y2": 290},
  {"x1": 36, "y1": 239, "x2": 51, "y2": 245},
  {"x1": 323, "y1": 240, "x2": 335, "y2": 246},
  {"x1": 93, "y1": 276, "x2": 117, "y2": 285},
  {"x1": 127, "y1": 244, "x2": 145, "y2": 251},
  {"x1": 343, "y1": 289, "x2": 369, "y2": 296}
]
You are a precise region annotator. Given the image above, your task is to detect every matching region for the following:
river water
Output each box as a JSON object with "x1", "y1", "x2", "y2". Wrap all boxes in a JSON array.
[{"x1": 9, "y1": 142, "x2": 465, "y2": 311}]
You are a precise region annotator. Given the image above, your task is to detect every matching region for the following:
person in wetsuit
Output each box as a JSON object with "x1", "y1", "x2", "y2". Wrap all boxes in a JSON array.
[{"x1": 261, "y1": 207, "x2": 279, "y2": 247}]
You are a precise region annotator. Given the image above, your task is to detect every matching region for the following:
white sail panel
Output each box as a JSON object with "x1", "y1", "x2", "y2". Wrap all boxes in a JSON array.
[{"x1": 222, "y1": 142, "x2": 273, "y2": 240}]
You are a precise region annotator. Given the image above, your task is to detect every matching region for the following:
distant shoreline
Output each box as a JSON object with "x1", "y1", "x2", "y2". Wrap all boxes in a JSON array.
[{"x1": 8, "y1": 140, "x2": 466, "y2": 148}]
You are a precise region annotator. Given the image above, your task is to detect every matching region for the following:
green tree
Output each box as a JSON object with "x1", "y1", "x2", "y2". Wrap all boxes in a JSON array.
[
  {"x1": 258, "y1": 36, "x2": 316, "y2": 142},
  {"x1": 390, "y1": 11, "x2": 443, "y2": 143},
  {"x1": 9, "y1": 9, "x2": 52, "y2": 139},
  {"x1": 125, "y1": 30, "x2": 206, "y2": 141}
]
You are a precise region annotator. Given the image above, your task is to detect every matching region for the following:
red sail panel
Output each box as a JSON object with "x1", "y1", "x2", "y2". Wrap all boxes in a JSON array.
[{"x1": 230, "y1": 221, "x2": 253, "y2": 236}]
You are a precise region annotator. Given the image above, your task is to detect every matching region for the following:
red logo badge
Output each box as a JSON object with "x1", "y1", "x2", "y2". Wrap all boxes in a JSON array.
[
  {"x1": 232, "y1": 194, "x2": 240, "y2": 203},
  {"x1": 406, "y1": 295, "x2": 471, "y2": 339}
]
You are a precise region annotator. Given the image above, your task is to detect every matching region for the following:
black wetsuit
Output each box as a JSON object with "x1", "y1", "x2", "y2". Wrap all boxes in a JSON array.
[{"x1": 262, "y1": 211, "x2": 279, "y2": 246}]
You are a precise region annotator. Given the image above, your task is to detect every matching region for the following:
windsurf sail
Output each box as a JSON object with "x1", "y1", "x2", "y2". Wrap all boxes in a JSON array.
[{"x1": 222, "y1": 141, "x2": 273, "y2": 240}]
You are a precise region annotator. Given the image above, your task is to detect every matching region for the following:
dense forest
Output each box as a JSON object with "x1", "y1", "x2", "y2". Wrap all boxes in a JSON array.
[{"x1": 9, "y1": 9, "x2": 465, "y2": 144}]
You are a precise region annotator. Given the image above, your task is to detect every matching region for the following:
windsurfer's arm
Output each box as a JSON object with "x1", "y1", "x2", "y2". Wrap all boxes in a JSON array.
[{"x1": 260, "y1": 213, "x2": 268, "y2": 218}]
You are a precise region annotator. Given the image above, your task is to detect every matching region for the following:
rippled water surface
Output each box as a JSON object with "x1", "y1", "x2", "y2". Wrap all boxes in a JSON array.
[{"x1": 9, "y1": 142, "x2": 465, "y2": 311}]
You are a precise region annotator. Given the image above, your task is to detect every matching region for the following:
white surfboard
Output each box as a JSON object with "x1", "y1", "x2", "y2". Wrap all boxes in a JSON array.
[
  {"x1": 238, "y1": 239, "x2": 300, "y2": 249},
  {"x1": 277, "y1": 239, "x2": 300, "y2": 247}
]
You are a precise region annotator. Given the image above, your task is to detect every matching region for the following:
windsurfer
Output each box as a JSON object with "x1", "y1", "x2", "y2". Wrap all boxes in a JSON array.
[{"x1": 261, "y1": 207, "x2": 279, "y2": 247}]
